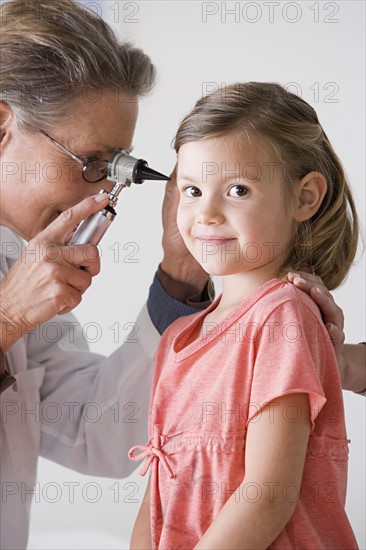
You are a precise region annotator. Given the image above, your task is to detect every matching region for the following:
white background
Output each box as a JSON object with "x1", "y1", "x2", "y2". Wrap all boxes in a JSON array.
[{"x1": 28, "y1": 1, "x2": 365, "y2": 549}]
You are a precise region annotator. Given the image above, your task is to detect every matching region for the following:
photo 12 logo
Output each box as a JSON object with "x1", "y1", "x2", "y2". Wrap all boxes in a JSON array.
[
  {"x1": 201, "y1": 2, "x2": 340, "y2": 24},
  {"x1": 201, "y1": 82, "x2": 340, "y2": 104}
]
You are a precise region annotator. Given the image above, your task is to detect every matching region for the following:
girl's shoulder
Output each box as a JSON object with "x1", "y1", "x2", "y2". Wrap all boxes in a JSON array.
[{"x1": 244, "y1": 278, "x2": 323, "y2": 326}]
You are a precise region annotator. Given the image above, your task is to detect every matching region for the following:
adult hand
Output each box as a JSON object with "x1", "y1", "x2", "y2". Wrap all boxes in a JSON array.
[
  {"x1": 0, "y1": 193, "x2": 110, "y2": 352},
  {"x1": 287, "y1": 270, "x2": 345, "y2": 370},
  {"x1": 160, "y1": 168, "x2": 209, "y2": 293}
]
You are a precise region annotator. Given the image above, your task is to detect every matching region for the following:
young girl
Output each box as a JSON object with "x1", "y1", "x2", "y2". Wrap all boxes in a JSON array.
[{"x1": 129, "y1": 82, "x2": 359, "y2": 549}]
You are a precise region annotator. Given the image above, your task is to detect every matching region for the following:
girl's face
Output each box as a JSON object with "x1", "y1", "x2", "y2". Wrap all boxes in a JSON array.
[{"x1": 176, "y1": 134, "x2": 296, "y2": 280}]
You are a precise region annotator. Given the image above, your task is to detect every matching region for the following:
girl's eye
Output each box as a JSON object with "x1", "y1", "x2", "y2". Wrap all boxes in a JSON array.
[
  {"x1": 183, "y1": 186, "x2": 202, "y2": 198},
  {"x1": 228, "y1": 185, "x2": 249, "y2": 197}
]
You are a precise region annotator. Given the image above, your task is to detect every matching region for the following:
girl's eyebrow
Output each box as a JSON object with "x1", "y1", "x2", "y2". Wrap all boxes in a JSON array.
[{"x1": 177, "y1": 175, "x2": 196, "y2": 182}]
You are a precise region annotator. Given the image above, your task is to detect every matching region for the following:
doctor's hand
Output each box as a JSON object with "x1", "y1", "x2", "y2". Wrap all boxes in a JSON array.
[
  {"x1": 0, "y1": 193, "x2": 110, "y2": 352},
  {"x1": 160, "y1": 168, "x2": 210, "y2": 294},
  {"x1": 287, "y1": 270, "x2": 345, "y2": 360},
  {"x1": 286, "y1": 269, "x2": 348, "y2": 381}
]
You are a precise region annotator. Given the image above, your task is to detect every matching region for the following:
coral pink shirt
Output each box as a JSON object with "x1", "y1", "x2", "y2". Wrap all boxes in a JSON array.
[{"x1": 130, "y1": 279, "x2": 357, "y2": 549}]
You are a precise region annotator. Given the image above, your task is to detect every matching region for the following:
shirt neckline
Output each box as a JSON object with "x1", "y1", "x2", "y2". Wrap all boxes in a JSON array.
[{"x1": 170, "y1": 278, "x2": 287, "y2": 362}]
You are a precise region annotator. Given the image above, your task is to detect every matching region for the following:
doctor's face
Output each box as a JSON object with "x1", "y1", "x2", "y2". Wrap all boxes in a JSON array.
[{"x1": 0, "y1": 91, "x2": 138, "y2": 241}]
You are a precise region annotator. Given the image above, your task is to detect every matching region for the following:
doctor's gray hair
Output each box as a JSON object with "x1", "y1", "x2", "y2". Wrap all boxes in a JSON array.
[{"x1": 0, "y1": 0, "x2": 156, "y2": 129}]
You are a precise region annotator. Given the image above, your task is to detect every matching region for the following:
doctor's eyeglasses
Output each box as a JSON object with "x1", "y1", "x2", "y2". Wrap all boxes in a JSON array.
[{"x1": 39, "y1": 129, "x2": 109, "y2": 183}]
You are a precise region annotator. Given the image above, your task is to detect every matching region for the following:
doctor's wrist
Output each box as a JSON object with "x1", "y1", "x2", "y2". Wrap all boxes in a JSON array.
[
  {"x1": 0, "y1": 326, "x2": 19, "y2": 353},
  {"x1": 0, "y1": 311, "x2": 24, "y2": 352},
  {"x1": 341, "y1": 343, "x2": 366, "y2": 395},
  {"x1": 157, "y1": 263, "x2": 213, "y2": 305}
]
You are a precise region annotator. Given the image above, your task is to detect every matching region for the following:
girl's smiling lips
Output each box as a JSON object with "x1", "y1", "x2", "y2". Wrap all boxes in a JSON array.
[{"x1": 195, "y1": 235, "x2": 236, "y2": 244}]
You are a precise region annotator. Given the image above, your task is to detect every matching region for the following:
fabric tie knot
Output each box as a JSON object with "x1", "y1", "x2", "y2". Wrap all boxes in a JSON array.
[{"x1": 128, "y1": 425, "x2": 175, "y2": 479}]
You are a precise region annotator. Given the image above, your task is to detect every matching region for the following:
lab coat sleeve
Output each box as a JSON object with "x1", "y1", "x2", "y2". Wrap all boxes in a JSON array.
[{"x1": 29, "y1": 304, "x2": 160, "y2": 478}]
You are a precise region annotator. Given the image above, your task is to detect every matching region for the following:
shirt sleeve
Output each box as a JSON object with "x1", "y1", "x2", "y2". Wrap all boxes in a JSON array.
[
  {"x1": 247, "y1": 298, "x2": 328, "y2": 431},
  {"x1": 147, "y1": 272, "x2": 213, "y2": 335},
  {"x1": 33, "y1": 304, "x2": 160, "y2": 477}
]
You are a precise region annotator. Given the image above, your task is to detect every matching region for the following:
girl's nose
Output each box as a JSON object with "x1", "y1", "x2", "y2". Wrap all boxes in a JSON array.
[{"x1": 196, "y1": 200, "x2": 225, "y2": 225}]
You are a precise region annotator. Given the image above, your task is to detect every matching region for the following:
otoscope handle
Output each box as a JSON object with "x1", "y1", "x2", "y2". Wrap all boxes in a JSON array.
[{"x1": 68, "y1": 206, "x2": 116, "y2": 245}]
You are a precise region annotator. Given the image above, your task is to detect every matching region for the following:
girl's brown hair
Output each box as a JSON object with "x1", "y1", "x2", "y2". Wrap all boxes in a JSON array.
[
  {"x1": 174, "y1": 82, "x2": 359, "y2": 290},
  {"x1": 0, "y1": 0, "x2": 156, "y2": 129}
]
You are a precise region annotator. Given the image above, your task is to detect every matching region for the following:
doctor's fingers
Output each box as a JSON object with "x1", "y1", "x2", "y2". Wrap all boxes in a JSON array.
[
  {"x1": 57, "y1": 244, "x2": 101, "y2": 277},
  {"x1": 32, "y1": 262, "x2": 93, "y2": 316},
  {"x1": 0, "y1": 257, "x2": 91, "y2": 340},
  {"x1": 27, "y1": 259, "x2": 93, "y2": 304},
  {"x1": 18, "y1": 239, "x2": 100, "y2": 277},
  {"x1": 29, "y1": 246, "x2": 95, "y2": 297},
  {"x1": 286, "y1": 270, "x2": 344, "y2": 363},
  {"x1": 36, "y1": 193, "x2": 110, "y2": 246}
]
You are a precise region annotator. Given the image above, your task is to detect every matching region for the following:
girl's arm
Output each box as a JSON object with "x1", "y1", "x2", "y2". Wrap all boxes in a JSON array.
[
  {"x1": 130, "y1": 476, "x2": 152, "y2": 550},
  {"x1": 194, "y1": 392, "x2": 311, "y2": 550}
]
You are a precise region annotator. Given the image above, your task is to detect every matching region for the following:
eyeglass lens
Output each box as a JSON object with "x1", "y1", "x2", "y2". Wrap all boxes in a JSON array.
[{"x1": 83, "y1": 160, "x2": 109, "y2": 183}]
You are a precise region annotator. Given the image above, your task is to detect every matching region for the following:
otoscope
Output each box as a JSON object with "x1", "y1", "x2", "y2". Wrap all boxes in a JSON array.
[{"x1": 68, "y1": 149, "x2": 170, "y2": 245}]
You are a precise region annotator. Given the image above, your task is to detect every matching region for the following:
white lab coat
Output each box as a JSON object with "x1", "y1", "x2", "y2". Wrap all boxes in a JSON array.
[{"x1": 0, "y1": 226, "x2": 160, "y2": 550}]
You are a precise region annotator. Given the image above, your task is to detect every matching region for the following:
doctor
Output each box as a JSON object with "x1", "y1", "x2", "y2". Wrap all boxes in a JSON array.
[{"x1": 0, "y1": 1, "x2": 364, "y2": 549}]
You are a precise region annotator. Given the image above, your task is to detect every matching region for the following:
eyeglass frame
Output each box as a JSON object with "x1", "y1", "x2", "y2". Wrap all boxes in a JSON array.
[{"x1": 39, "y1": 129, "x2": 110, "y2": 183}]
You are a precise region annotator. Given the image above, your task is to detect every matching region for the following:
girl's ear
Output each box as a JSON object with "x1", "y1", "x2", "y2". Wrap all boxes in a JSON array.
[
  {"x1": 0, "y1": 102, "x2": 14, "y2": 146},
  {"x1": 293, "y1": 171, "x2": 327, "y2": 222}
]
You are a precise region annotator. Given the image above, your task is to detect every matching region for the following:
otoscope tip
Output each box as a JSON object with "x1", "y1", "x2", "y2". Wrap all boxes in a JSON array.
[{"x1": 133, "y1": 160, "x2": 171, "y2": 183}]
